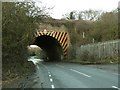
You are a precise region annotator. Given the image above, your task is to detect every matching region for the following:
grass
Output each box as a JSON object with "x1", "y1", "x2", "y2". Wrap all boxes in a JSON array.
[{"x1": 64, "y1": 55, "x2": 119, "y2": 65}]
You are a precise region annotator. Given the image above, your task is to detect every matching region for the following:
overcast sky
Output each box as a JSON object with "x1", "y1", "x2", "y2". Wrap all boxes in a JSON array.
[{"x1": 35, "y1": 0, "x2": 119, "y2": 19}]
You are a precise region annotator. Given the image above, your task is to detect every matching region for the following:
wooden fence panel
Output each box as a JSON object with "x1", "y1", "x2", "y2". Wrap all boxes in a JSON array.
[{"x1": 76, "y1": 39, "x2": 120, "y2": 59}]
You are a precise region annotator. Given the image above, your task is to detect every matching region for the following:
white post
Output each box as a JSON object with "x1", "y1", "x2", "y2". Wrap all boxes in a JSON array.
[
  {"x1": 82, "y1": 32, "x2": 85, "y2": 39},
  {"x1": 92, "y1": 38, "x2": 95, "y2": 43}
]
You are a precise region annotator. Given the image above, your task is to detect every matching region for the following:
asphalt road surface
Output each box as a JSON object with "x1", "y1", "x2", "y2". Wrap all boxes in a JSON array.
[{"x1": 26, "y1": 58, "x2": 119, "y2": 89}]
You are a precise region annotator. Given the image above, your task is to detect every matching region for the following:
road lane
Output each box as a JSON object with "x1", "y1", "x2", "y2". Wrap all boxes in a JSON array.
[
  {"x1": 56, "y1": 63, "x2": 118, "y2": 81},
  {"x1": 29, "y1": 61, "x2": 118, "y2": 89},
  {"x1": 39, "y1": 62, "x2": 89, "y2": 88},
  {"x1": 55, "y1": 63, "x2": 118, "y2": 88}
]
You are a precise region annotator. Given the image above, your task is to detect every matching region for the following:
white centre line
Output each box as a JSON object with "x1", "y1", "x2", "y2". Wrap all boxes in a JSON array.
[
  {"x1": 36, "y1": 65, "x2": 39, "y2": 69},
  {"x1": 112, "y1": 86, "x2": 120, "y2": 90},
  {"x1": 49, "y1": 74, "x2": 52, "y2": 77},
  {"x1": 48, "y1": 72, "x2": 50, "y2": 74},
  {"x1": 99, "y1": 70, "x2": 106, "y2": 73},
  {"x1": 50, "y1": 78, "x2": 53, "y2": 82},
  {"x1": 56, "y1": 64, "x2": 65, "y2": 68},
  {"x1": 51, "y1": 84, "x2": 55, "y2": 89},
  {"x1": 70, "y1": 69, "x2": 91, "y2": 77}
]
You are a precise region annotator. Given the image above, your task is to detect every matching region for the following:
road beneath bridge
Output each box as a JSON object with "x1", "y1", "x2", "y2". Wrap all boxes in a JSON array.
[{"x1": 7, "y1": 57, "x2": 118, "y2": 89}]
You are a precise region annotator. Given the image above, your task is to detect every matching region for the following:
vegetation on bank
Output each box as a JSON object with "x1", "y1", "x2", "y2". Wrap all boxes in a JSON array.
[
  {"x1": 28, "y1": 46, "x2": 47, "y2": 59},
  {"x1": 2, "y1": 2, "x2": 50, "y2": 81},
  {"x1": 53, "y1": 9, "x2": 118, "y2": 46},
  {"x1": 65, "y1": 9, "x2": 119, "y2": 63},
  {"x1": 69, "y1": 54, "x2": 119, "y2": 65}
]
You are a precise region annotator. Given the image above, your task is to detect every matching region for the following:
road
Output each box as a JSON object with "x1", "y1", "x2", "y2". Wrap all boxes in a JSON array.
[{"x1": 25, "y1": 58, "x2": 119, "y2": 89}]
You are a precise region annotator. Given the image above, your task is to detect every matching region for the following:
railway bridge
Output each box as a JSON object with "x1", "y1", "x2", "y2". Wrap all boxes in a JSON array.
[{"x1": 33, "y1": 29, "x2": 69, "y2": 61}]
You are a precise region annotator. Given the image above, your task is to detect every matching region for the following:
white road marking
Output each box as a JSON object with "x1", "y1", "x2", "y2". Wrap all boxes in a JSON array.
[
  {"x1": 48, "y1": 72, "x2": 50, "y2": 74},
  {"x1": 49, "y1": 75, "x2": 51, "y2": 77},
  {"x1": 33, "y1": 79, "x2": 38, "y2": 83},
  {"x1": 39, "y1": 63, "x2": 55, "y2": 89},
  {"x1": 56, "y1": 64, "x2": 65, "y2": 68},
  {"x1": 112, "y1": 73, "x2": 120, "y2": 76},
  {"x1": 28, "y1": 57, "x2": 43, "y2": 65},
  {"x1": 50, "y1": 78, "x2": 53, "y2": 82},
  {"x1": 36, "y1": 65, "x2": 39, "y2": 69},
  {"x1": 99, "y1": 70, "x2": 106, "y2": 72},
  {"x1": 112, "y1": 86, "x2": 120, "y2": 90},
  {"x1": 51, "y1": 84, "x2": 55, "y2": 89},
  {"x1": 70, "y1": 69, "x2": 91, "y2": 77},
  {"x1": 41, "y1": 63, "x2": 49, "y2": 72}
]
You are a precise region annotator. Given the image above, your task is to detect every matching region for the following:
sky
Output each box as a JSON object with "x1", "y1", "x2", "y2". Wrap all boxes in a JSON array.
[{"x1": 35, "y1": 0, "x2": 119, "y2": 19}]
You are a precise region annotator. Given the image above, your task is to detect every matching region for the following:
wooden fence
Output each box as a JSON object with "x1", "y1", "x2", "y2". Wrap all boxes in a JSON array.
[{"x1": 76, "y1": 39, "x2": 120, "y2": 59}]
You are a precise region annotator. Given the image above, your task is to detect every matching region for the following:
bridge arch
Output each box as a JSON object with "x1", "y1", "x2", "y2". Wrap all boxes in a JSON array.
[{"x1": 33, "y1": 29, "x2": 69, "y2": 61}]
